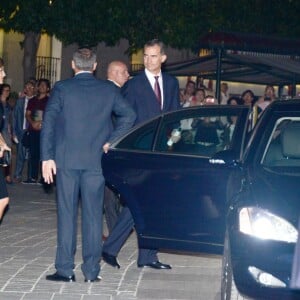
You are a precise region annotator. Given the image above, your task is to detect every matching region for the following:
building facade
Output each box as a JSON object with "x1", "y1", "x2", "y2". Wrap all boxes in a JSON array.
[{"x1": 0, "y1": 30, "x2": 198, "y2": 95}]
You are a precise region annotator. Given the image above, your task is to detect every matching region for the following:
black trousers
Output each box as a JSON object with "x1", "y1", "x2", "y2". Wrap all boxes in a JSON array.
[
  {"x1": 28, "y1": 130, "x2": 40, "y2": 180},
  {"x1": 104, "y1": 185, "x2": 122, "y2": 233}
]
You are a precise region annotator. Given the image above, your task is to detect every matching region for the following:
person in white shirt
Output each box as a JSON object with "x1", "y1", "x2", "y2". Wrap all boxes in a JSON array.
[
  {"x1": 256, "y1": 85, "x2": 276, "y2": 113},
  {"x1": 181, "y1": 80, "x2": 196, "y2": 107},
  {"x1": 0, "y1": 58, "x2": 6, "y2": 84},
  {"x1": 220, "y1": 82, "x2": 229, "y2": 105},
  {"x1": 12, "y1": 81, "x2": 35, "y2": 183}
]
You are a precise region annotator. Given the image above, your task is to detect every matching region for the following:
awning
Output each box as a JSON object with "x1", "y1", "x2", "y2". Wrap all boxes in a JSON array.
[
  {"x1": 163, "y1": 32, "x2": 300, "y2": 87},
  {"x1": 163, "y1": 51, "x2": 300, "y2": 86}
]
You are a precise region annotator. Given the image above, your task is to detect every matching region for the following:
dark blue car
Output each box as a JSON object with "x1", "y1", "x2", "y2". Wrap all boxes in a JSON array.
[
  {"x1": 102, "y1": 100, "x2": 300, "y2": 299},
  {"x1": 221, "y1": 100, "x2": 300, "y2": 300}
]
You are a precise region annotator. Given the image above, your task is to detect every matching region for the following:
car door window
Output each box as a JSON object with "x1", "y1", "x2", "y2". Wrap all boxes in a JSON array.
[
  {"x1": 155, "y1": 108, "x2": 247, "y2": 157},
  {"x1": 115, "y1": 118, "x2": 160, "y2": 151},
  {"x1": 262, "y1": 118, "x2": 300, "y2": 167}
]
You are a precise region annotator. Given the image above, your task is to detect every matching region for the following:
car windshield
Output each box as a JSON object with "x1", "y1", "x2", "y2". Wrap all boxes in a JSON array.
[{"x1": 262, "y1": 117, "x2": 300, "y2": 169}]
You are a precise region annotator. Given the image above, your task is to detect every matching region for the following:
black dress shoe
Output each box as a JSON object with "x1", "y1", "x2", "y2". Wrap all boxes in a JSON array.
[
  {"x1": 84, "y1": 275, "x2": 102, "y2": 283},
  {"x1": 138, "y1": 261, "x2": 172, "y2": 269},
  {"x1": 46, "y1": 272, "x2": 75, "y2": 282},
  {"x1": 102, "y1": 252, "x2": 121, "y2": 269}
]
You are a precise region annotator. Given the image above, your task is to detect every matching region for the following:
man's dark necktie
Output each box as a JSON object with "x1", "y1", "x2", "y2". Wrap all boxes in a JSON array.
[{"x1": 154, "y1": 76, "x2": 162, "y2": 109}]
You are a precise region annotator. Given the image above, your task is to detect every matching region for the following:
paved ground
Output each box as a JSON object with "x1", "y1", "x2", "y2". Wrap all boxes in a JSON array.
[{"x1": 0, "y1": 182, "x2": 222, "y2": 300}]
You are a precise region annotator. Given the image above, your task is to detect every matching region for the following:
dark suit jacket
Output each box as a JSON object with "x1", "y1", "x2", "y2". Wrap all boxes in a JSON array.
[
  {"x1": 106, "y1": 79, "x2": 120, "y2": 91},
  {"x1": 41, "y1": 72, "x2": 136, "y2": 170},
  {"x1": 122, "y1": 71, "x2": 180, "y2": 125},
  {"x1": 106, "y1": 80, "x2": 121, "y2": 127}
]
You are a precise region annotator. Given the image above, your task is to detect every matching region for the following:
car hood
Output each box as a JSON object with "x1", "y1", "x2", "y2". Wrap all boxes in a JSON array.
[{"x1": 246, "y1": 168, "x2": 300, "y2": 225}]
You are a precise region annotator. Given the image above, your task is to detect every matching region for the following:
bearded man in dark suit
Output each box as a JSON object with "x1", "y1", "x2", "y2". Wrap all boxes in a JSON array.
[
  {"x1": 41, "y1": 48, "x2": 136, "y2": 283},
  {"x1": 102, "y1": 39, "x2": 180, "y2": 270}
]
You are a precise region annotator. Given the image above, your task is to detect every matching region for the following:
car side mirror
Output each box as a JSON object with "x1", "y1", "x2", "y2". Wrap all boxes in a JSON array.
[{"x1": 209, "y1": 149, "x2": 240, "y2": 167}]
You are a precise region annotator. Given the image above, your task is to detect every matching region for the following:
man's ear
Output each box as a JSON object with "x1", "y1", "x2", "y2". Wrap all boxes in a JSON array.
[
  {"x1": 71, "y1": 60, "x2": 75, "y2": 70},
  {"x1": 161, "y1": 54, "x2": 167, "y2": 63},
  {"x1": 92, "y1": 62, "x2": 97, "y2": 72}
]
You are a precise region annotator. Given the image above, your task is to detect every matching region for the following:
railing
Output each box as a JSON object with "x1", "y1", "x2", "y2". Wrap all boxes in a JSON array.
[{"x1": 36, "y1": 56, "x2": 60, "y2": 87}]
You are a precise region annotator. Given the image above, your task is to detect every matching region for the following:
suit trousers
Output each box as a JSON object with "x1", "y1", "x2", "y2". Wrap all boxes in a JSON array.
[
  {"x1": 55, "y1": 168, "x2": 104, "y2": 279},
  {"x1": 102, "y1": 206, "x2": 158, "y2": 265},
  {"x1": 103, "y1": 185, "x2": 121, "y2": 233}
]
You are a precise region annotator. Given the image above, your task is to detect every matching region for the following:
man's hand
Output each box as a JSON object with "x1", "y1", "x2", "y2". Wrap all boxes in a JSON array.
[
  {"x1": 103, "y1": 142, "x2": 110, "y2": 154},
  {"x1": 42, "y1": 160, "x2": 56, "y2": 184},
  {"x1": 32, "y1": 121, "x2": 42, "y2": 131}
]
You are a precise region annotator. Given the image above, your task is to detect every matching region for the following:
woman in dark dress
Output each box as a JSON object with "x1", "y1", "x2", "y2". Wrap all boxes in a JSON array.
[{"x1": 0, "y1": 101, "x2": 10, "y2": 220}]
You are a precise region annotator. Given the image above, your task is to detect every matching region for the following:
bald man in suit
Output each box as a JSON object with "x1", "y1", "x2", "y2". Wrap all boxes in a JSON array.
[
  {"x1": 104, "y1": 61, "x2": 129, "y2": 233},
  {"x1": 102, "y1": 39, "x2": 180, "y2": 270}
]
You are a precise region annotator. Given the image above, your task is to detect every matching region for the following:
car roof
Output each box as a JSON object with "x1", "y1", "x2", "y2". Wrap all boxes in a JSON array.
[{"x1": 269, "y1": 99, "x2": 300, "y2": 112}]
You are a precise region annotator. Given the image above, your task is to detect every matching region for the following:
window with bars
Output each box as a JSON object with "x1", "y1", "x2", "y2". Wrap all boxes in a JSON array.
[{"x1": 36, "y1": 56, "x2": 60, "y2": 87}]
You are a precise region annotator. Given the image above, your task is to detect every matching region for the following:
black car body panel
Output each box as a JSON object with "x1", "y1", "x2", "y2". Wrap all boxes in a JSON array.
[{"x1": 103, "y1": 105, "x2": 251, "y2": 255}]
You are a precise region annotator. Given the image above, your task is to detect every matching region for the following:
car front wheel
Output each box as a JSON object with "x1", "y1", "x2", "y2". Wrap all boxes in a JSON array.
[{"x1": 221, "y1": 230, "x2": 245, "y2": 300}]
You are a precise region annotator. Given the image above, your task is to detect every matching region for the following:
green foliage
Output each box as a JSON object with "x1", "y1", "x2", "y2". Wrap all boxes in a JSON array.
[
  {"x1": 0, "y1": 0, "x2": 51, "y2": 33},
  {"x1": 1, "y1": 0, "x2": 300, "y2": 51},
  {"x1": 120, "y1": 0, "x2": 210, "y2": 52},
  {"x1": 47, "y1": 0, "x2": 124, "y2": 46},
  {"x1": 204, "y1": 0, "x2": 300, "y2": 38}
]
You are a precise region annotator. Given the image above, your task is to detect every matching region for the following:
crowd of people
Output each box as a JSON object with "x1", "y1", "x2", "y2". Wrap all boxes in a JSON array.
[
  {"x1": 179, "y1": 80, "x2": 278, "y2": 131},
  {"x1": 0, "y1": 76, "x2": 54, "y2": 192},
  {"x1": 180, "y1": 79, "x2": 277, "y2": 111},
  {"x1": 0, "y1": 40, "x2": 282, "y2": 283}
]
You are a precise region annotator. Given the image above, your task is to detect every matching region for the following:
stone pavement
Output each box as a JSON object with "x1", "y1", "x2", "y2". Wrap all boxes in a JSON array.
[{"x1": 0, "y1": 183, "x2": 222, "y2": 300}]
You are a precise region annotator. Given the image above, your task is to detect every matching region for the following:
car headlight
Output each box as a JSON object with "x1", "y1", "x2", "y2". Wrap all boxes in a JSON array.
[{"x1": 239, "y1": 207, "x2": 298, "y2": 243}]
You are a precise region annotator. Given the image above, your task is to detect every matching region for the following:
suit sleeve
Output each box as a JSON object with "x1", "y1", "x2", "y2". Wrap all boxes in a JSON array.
[
  {"x1": 40, "y1": 83, "x2": 63, "y2": 161},
  {"x1": 121, "y1": 80, "x2": 137, "y2": 111},
  {"x1": 107, "y1": 92, "x2": 136, "y2": 143},
  {"x1": 170, "y1": 77, "x2": 181, "y2": 111}
]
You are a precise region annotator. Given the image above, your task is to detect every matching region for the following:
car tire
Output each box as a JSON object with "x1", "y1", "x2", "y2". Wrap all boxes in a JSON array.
[{"x1": 221, "y1": 230, "x2": 245, "y2": 300}]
